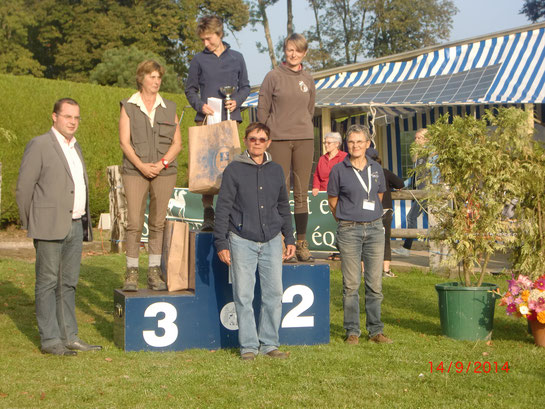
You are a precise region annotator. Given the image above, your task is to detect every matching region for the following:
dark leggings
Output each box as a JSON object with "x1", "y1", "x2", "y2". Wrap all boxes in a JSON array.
[
  {"x1": 382, "y1": 209, "x2": 393, "y2": 261},
  {"x1": 268, "y1": 139, "x2": 314, "y2": 240}
]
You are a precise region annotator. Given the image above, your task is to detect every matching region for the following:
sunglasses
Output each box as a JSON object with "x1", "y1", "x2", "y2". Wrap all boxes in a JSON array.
[{"x1": 247, "y1": 136, "x2": 268, "y2": 143}]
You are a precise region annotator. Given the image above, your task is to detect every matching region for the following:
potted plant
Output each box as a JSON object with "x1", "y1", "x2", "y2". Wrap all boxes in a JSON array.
[
  {"x1": 414, "y1": 107, "x2": 532, "y2": 341},
  {"x1": 500, "y1": 274, "x2": 545, "y2": 347},
  {"x1": 498, "y1": 109, "x2": 545, "y2": 346}
]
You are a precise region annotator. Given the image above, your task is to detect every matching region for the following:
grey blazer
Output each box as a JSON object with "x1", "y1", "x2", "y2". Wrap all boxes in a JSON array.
[{"x1": 16, "y1": 130, "x2": 93, "y2": 241}]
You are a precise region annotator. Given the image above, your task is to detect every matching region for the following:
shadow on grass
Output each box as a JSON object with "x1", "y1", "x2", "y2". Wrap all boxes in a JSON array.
[
  {"x1": 0, "y1": 280, "x2": 40, "y2": 348},
  {"x1": 0, "y1": 256, "x2": 121, "y2": 347},
  {"x1": 329, "y1": 269, "x2": 444, "y2": 337},
  {"x1": 382, "y1": 281, "x2": 443, "y2": 336},
  {"x1": 75, "y1": 260, "x2": 122, "y2": 342}
]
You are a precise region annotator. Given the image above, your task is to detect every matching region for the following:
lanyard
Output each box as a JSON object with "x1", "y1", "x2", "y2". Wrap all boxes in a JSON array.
[{"x1": 352, "y1": 166, "x2": 372, "y2": 197}]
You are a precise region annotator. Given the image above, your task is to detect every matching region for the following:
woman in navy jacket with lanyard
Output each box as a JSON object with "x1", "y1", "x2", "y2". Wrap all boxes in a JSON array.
[{"x1": 327, "y1": 125, "x2": 392, "y2": 345}]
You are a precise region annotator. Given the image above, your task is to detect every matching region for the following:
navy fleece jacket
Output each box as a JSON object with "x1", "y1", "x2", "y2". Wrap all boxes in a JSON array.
[
  {"x1": 213, "y1": 151, "x2": 295, "y2": 252},
  {"x1": 185, "y1": 42, "x2": 250, "y2": 122}
]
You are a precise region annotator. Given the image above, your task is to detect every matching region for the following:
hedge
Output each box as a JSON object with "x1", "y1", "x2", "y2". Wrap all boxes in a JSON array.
[{"x1": 0, "y1": 74, "x2": 249, "y2": 225}]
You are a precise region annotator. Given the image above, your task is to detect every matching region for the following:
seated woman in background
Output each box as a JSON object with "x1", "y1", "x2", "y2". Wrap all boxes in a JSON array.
[
  {"x1": 312, "y1": 132, "x2": 347, "y2": 197},
  {"x1": 312, "y1": 131, "x2": 347, "y2": 261}
]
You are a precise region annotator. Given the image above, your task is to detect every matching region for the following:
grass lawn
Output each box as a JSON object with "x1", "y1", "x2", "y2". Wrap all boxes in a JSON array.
[{"x1": 0, "y1": 253, "x2": 542, "y2": 409}]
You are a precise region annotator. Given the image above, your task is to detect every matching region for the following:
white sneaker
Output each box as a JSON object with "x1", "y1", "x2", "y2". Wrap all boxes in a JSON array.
[{"x1": 392, "y1": 247, "x2": 410, "y2": 256}]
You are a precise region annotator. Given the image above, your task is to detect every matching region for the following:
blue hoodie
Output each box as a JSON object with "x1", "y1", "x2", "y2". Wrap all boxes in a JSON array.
[{"x1": 214, "y1": 151, "x2": 295, "y2": 252}]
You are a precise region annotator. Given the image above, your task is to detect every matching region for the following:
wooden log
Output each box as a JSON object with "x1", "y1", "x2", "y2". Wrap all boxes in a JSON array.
[
  {"x1": 390, "y1": 228, "x2": 428, "y2": 239},
  {"x1": 391, "y1": 190, "x2": 428, "y2": 200},
  {"x1": 108, "y1": 165, "x2": 127, "y2": 254}
]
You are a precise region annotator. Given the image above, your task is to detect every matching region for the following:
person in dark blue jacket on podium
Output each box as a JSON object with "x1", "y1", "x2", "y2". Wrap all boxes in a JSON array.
[{"x1": 214, "y1": 122, "x2": 295, "y2": 361}]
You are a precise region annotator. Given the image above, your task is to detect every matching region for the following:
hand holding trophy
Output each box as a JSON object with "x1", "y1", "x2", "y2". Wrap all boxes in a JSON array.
[{"x1": 219, "y1": 85, "x2": 236, "y2": 121}]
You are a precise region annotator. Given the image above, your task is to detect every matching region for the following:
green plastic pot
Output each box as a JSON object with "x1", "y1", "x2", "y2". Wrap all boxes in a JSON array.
[{"x1": 435, "y1": 282, "x2": 499, "y2": 341}]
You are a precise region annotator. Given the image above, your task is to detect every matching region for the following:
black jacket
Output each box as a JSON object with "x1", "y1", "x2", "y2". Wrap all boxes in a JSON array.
[{"x1": 382, "y1": 168, "x2": 404, "y2": 209}]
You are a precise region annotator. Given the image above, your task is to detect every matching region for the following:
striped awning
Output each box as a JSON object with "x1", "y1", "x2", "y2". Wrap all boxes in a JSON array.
[{"x1": 243, "y1": 25, "x2": 545, "y2": 110}]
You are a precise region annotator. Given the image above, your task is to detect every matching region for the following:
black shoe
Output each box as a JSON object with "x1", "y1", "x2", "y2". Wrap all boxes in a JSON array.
[
  {"x1": 41, "y1": 343, "x2": 77, "y2": 356},
  {"x1": 65, "y1": 340, "x2": 102, "y2": 352}
]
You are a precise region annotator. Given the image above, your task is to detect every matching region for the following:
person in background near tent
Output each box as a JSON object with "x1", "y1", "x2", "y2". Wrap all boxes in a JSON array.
[
  {"x1": 16, "y1": 98, "x2": 102, "y2": 355},
  {"x1": 257, "y1": 33, "x2": 316, "y2": 263},
  {"x1": 185, "y1": 15, "x2": 250, "y2": 232},
  {"x1": 214, "y1": 122, "x2": 295, "y2": 361},
  {"x1": 328, "y1": 124, "x2": 393, "y2": 345},
  {"x1": 366, "y1": 148, "x2": 404, "y2": 278},
  {"x1": 312, "y1": 132, "x2": 347, "y2": 196},
  {"x1": 119, "y1": 60, "x2": 182, "y2": 291},
  {"x1": 312, "y1": 131, "x2": 347, "y2": 261},
  {"x1": 393, "y1": 128, "x2": 430, "y2": 257}
]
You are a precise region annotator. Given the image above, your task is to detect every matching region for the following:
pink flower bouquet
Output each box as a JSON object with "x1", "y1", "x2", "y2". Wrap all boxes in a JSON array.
[{"x1": 500, "y1": 274, "x2": 545, "y2": 323}]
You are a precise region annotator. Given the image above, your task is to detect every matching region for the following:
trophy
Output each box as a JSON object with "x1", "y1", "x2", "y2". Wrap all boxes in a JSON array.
[{"x1": 220, "y1": 85, "x2": 236, "y2": 121}]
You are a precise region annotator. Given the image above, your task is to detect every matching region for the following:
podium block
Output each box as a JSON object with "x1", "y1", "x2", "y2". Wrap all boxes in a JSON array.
[{"x1": 114, "y1": 232, "x2": 330, "y2": 351}]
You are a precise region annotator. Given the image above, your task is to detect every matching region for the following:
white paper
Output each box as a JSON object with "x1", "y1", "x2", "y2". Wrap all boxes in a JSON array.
[{"x1": 207, "y1": 97, "x2": 223, "y2": 124}]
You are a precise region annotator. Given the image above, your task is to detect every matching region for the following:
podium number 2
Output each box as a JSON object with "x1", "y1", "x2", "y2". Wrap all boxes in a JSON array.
[
  {"x1": 143, "y1": 302, "x2": 178, "y2": 347},
  {"x1": 281, "y1": 285, "x2": 314, "y2": 328}
]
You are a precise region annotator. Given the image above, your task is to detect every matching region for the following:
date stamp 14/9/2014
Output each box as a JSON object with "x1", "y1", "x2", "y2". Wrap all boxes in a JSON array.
[{"x1": 429, "y1": 361, "x2": 509, "y2": 374}]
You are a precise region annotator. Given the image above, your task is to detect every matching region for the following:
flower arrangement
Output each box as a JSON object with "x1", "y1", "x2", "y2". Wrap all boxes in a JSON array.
[{"x1": 500, "y1": 274, "x2": 545, "y2": 323}]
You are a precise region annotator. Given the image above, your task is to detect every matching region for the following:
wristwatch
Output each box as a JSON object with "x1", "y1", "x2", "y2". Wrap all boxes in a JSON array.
[{"x1": 161, "y1": 158, "x2": 169, "y2": 169}]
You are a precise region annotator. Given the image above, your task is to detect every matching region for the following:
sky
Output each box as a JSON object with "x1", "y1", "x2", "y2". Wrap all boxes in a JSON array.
[{"x1": 223, "y1": 0, "x2": 531, "y2": 86}]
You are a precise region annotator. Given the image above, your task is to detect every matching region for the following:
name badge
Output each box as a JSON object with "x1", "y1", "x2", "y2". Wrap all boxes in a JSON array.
[{"x1": 363, "y1": 200, "x2": 375, "y2": 211}]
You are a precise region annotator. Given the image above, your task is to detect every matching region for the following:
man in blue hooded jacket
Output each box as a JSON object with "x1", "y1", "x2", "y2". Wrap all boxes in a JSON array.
[{"x1": 214, "y1": 122, "x2": 295, "y2": 361}]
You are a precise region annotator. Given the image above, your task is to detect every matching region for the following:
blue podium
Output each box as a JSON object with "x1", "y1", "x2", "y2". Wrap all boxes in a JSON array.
[{"x1": 113, "y1": 232, "x2": 330, "y2": 351}]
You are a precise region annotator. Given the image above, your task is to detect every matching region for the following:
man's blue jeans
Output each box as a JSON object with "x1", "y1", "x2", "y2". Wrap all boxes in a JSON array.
[
  {"x1": 336, "y1": 218, "x2": 385, "y2": 338},
  {"x1": 229, "y1": 232, "x2": 283, "y2": 355},
  {"x1": 34, "y1": 219, "x2": 83, "y2": 348}
]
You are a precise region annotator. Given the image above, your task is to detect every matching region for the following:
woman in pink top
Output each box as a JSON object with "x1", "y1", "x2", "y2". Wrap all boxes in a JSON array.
[{"x1": 312, "y1": 132, "x2": 347, "y2": 196}]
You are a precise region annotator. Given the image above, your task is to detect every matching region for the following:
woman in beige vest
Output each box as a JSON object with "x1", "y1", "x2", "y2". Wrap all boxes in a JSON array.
[{"x1": 119, "y1": 60, "x2": 182, "y2": 291}]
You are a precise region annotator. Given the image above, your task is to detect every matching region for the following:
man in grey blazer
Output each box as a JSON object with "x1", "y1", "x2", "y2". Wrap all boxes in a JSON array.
[{"x1": 16, "y1": 98, "x2": 102, "y2": 356}]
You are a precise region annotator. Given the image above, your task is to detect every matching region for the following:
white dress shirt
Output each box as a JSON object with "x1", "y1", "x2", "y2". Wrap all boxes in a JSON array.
[{"x1": 51, "y1": 127, "x2": 87, "y2": 219}]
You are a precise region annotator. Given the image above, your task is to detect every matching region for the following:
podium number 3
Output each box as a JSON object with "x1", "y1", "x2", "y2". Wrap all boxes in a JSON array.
[{"x1": 143, "y1": 302, "x2": 178, "y2": 347}]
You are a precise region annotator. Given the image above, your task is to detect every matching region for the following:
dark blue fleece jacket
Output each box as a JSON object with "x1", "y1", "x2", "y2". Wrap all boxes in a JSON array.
[
  {"x1": 214, "y1": 151, "x2": 295, "y2": 252},
  {"x1": 185, "y1": 42, "x2": 250, "y2": 122}
]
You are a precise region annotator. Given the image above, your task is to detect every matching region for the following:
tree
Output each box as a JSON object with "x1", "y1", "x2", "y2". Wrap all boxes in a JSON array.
[
  {"x1": 250, "y1": 0, "x2": 279, "y2": 68},
  {"x1": 366, "y1": 0, "x2": 457, "y2": 58},
  {"x1": 303, "y1": 0, "x2": 457, "y2": 71},
  {"x1": 520, "y1": 0, "x2": 545, "y2": 22},
  {"x1": 287, "y1": 0, "x2": 293, "y2": 36},
  {"x1": 89, "y1": 46, "x2": 181, "y2": 93},
  {"x1": 27, "y1": 0, "x2": 184, "y2": 82},
  {"x1": 417, "y1": 109, "x2": 529, "y2": 286},
  {"x1": 306, "y1": 0, "x2": 331, "y2": 69},
  {"x1": 0, "y1": 0, "x2": 44, "y2": 76},
  {"x1": 1, "y1": 0, "x2": 249, "y2": 82},
  {"x1": 322, "y1": 0, "x2": 367, "y2": 65}
]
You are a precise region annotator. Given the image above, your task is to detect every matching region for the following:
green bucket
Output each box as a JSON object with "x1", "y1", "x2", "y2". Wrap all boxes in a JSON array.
[{"x1": 435, "y1": 282, "x2": 499, "y2": 341}]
